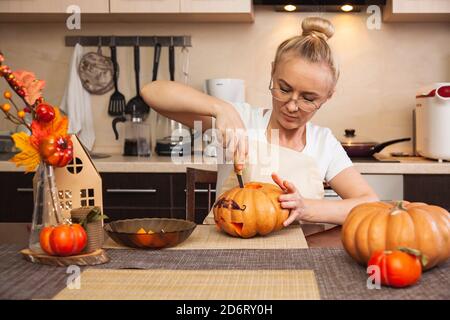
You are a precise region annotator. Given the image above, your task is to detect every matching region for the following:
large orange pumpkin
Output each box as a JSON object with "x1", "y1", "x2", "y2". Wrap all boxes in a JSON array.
[
  {"x1": 213, "y1": 182, "x2": 289, "y2": 238},
  {"x1": 342, "y1": 201, "x2": 450, "y2": 270}
]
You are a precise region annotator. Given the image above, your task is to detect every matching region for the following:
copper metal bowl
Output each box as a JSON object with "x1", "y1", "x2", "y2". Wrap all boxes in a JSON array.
[{"x1": 104, "y1": 218, "x2": 196, "y2": 249}]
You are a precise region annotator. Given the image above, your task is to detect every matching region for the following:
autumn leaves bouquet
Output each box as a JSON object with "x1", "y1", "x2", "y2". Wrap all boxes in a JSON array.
[
  {"x1": 0, "y1": 52, "x2": 89, "y2": 256},
  {"x1": 0, "y1": 52, "x2": 73, "y2": 172}
]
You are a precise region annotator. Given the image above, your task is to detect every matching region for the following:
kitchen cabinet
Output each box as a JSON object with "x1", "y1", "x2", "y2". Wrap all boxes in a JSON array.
[
  {"x1": 0, "y1": 172, "x2": 34, "y2": 222},
  {"x1": 110, "y1": 0, "x2": 253, "y2": 22},
  {"x1": 109, "y1": 0, "x2": 179, "y2": 13},
  {"x1": 109, "y1": 0, "x2": 253, "y2": 14},
  {"x1": 0, "y1": 0, "x2": 109, "y2": 13},
  {"x1": 404, "y1": 174, "x2": 450, "y2": 211},
  {"x1": 101, "y1": 172, "x2": 216, "y2": 222},
  {"x1": 101, "y1": 173, "x2": 173, "y2": 220},
  {"x1": 0, "y1": 0, "x2": 253, "y2": 22},
  {"x1": 384, "y1": 0, "x2": 450, "y2": 22},
  {"x1": 0, "y1": 171, "x2": 215, "y2": 223},
  {"x1": 180, "y1": 0, "x2": 252, "y2": 13},
  {"x1": 2, "y1": 171, "x2": 448, "y2": 223},
  {"x1": 179, "y1": 0, "x2": 253, "y2": 22}
]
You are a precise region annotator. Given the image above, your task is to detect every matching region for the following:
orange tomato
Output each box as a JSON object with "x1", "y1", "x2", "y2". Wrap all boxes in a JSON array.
[
  {"x1": 39, "y1": 226, "x2": 55, "y2": 255},
  {"x1": 39, "y1": 224, "x2": 87, "y2": 256},
  {"x1": 368, "y1": 249, "x2": 423, "y2": 288}
]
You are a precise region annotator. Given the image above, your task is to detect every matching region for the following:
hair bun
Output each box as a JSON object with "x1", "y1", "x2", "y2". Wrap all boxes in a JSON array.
[{"x1": 301, "y1": 17, "x2": 335, "y2": 41}]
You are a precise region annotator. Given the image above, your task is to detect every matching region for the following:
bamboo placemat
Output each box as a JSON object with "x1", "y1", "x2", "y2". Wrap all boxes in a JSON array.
[
  {"x1": 52, "y1": 269, "x2": 320, "y2": 300},
  {"x1": 103, "y1": 224, "x2": 308, "y2": 250}
]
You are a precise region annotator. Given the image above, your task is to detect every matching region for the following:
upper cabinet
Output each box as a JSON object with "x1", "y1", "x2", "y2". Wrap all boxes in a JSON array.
[
  {"x1": 109, "y1": 0, "x2": 180, "y2": 14},
  {"x1": 109, "y1": 0, "x2": 253, "y2": 22},
  {"x1": 179, "y1": 0, "x2": 253, "y2": 21},
  {"x1": 384, "y1": 0, "x2": 450, "y2": 22},
  {"x1": 0, "y1": 0, "x2": 109, "y2": 13},
  {"x1": 180, "y1": 0, "x2": 252, "y2": 13},
  {"x1": 0, "y1": 0, "x2": 253, "y2": 22}
]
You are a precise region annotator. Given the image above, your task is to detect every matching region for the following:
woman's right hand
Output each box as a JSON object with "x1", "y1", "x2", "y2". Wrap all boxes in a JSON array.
[{"x1": 214, "y1": 104, "x2": 248, "y2": 172}]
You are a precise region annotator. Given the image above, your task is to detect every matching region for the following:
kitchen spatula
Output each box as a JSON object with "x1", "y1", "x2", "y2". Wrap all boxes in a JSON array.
[{"x1": 108, "y1": 46, "x2": 126, "y2": 116}]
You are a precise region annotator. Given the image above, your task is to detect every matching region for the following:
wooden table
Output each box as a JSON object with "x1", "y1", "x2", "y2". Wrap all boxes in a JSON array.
[
  {"x1": 2, "y1": 223, "x2": 449, "y2": 300},
  {"x1": 304, "y1": 225, "x2": 343, "y2": 248}
]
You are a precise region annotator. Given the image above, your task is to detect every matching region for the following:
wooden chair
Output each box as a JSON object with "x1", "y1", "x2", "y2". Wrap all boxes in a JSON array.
[{"x1": 186, "y1": 167, "x2": 218, "y2": 224}]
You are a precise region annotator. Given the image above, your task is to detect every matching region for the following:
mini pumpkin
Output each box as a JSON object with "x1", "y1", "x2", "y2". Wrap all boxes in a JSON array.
[
  {"x1": 342, "y1": 201, "x2": 450, "y2": 270},
  {"x1": 213, "y1": 182, "x2": 289, "y2": 238}
]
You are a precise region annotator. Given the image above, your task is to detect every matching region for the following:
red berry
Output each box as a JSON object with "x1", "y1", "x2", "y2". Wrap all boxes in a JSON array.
[
  {"x1": 24, "y1": 107, "x2": 31, "y2": 113},
  {"x1": 35, "y1": 103, "x2": 55, "y2": 123}
]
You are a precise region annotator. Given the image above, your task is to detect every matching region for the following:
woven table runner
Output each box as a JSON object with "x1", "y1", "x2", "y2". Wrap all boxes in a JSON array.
[
  {"x1": 52, "y1": 269, "x2": 320, "y2": 300},
  {"x1": 103, "y1": 224, "x2": 308, "y2": 250},
  {"x1": 1, "y1": 244, "x2": 449, "y2": 300}
]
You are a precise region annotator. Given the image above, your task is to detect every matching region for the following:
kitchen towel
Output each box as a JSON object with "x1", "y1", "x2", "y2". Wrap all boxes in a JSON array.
[{"x1": 60, "y1": 43, "x2": 95, "y2": 150}]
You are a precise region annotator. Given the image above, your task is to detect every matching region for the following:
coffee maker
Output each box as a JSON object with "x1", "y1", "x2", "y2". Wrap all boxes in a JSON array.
[{"x1": 112, "y1": 105, "x2": 151, "y2": 157}]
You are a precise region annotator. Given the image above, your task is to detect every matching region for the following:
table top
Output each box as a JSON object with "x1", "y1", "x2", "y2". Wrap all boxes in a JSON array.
[{"x1": 0, "y1": 225, "x2": 448, "y2": 300}]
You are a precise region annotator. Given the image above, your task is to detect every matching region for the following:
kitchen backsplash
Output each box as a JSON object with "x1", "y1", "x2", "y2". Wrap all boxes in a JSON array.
[{"x1": 0, "y1": 7, "x2": 449, "y2": 155}]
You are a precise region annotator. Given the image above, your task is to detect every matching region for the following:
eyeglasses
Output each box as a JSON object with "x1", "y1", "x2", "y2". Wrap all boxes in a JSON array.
[{"x1": 269, "y1": 78, "x2": 322, "y2": 113}]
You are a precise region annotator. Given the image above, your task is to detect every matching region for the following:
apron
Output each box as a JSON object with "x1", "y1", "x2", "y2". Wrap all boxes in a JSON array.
[{"x1": 203, "y1": 136, "x2": 325, "y2": 224}]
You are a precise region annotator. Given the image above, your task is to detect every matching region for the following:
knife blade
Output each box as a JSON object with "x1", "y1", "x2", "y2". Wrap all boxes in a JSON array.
[
  {"x1": 234, "y1": 149, "x2": 245, "y2": 188},
  {"x1": 236, "y1": 171, "x2": 244, "y2": 188}
]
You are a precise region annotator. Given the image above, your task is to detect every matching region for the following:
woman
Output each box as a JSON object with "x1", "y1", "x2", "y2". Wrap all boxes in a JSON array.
[{"x1": 141, "y1": 17, "x2": 379, "y2": 226}]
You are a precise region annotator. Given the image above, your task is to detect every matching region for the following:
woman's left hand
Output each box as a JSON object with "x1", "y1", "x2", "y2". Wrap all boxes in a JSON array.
[{"x1": 272, "y1": 173, "x2": 309, "y2": 226}]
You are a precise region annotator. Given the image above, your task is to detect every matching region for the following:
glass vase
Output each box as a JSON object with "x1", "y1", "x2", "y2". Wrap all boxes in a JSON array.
[{"x1": 29, "y1": 162, "x2": 65, "y2": 253}]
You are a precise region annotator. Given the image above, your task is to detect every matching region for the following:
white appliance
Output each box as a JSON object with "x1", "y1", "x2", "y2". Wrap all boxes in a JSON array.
[
  {"x1": 324, "y1": 174, "x2": 404, "y2": 202},
  {"x1": 204, "y1": 78, "x2": 245, "y2": 103},
  {"x1": 415, "y1": 82, "x2": 450, "y2": 161},
  {"x1": 203, "y1": 78, "x2": 246, "y2": 157}
]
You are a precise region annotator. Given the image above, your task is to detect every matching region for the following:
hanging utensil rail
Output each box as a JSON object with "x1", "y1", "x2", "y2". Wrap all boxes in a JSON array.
[{"x1": 65, "y1": 36, "x2": 192, "y2": 47}]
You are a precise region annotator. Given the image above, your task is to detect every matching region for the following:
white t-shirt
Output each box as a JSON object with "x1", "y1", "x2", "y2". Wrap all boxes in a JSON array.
[{"x1": 229, "y1": 102, "x2": 353, "y2": 183}]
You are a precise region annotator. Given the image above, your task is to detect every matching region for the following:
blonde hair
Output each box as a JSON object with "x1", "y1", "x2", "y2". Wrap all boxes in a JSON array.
[{"x1": 273, "y1": 17, "x2": 339, "y2": 90}]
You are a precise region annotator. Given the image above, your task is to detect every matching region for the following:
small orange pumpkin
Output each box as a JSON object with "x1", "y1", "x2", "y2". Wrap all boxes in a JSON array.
[
  {"x1": 213, "y1": 182, "x2": 289, "y2": 238},
  {"x1": 342, "y1": 201, "x2": 450, "y2": 270}
]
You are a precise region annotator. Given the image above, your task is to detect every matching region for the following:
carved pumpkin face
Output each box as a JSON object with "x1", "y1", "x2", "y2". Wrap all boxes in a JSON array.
[{"x1": 213, "y1": 182, "x2": 289, "y2": 238}]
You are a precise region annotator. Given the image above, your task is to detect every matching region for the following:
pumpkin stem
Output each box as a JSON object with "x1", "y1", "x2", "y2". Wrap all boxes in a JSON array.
[
  {"x1": 397, "y1": 246, "x2": 429, "y2": 268},
  {"x1": 394, "y1": 201, "x2": 408, "y2": 211}
]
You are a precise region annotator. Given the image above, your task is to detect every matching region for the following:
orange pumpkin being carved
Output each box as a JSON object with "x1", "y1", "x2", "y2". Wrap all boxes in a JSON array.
[
  {"x1": 213, "y1": 182, "x2": 289, "y2": 238},
  {"x1": 342, "y1": 201, "x2": 450, "y2": 270}
]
